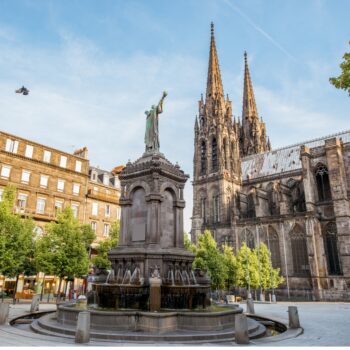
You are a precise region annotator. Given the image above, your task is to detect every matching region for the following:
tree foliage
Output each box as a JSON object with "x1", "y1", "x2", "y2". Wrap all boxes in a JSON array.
[
  {"x1": 35, "y1": 207, "x2": 93, "y2": 281},
  {"x1": 92, "y1": 220, "x2": 120, "y2": 269},
  {"x1": 330, "y1": 42, "x2": 350, "y2": 95},
  {"x1": 0, "y1": 186, "x2": 35, "y2": 278},
  {"x1": 255, "y1": 243, "x2": 284, "y2": 290},
  {"x1": 184, "y1": 233, "x2": 196, "y2": 254},
  {"x1": 222, "y1": 244, "x2": 237, "y2": 290},
  {"x1": 193, "y1": 230, "x2": 227, "y2": 290},
  {"x1": 235, "y1": 242, "x2": 259, "y2": 291}
]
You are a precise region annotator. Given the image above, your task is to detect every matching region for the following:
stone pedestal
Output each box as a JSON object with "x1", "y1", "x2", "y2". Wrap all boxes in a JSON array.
[
  {"x1": 149, "y1": 277, "x2": 162, "y2": 312},
  {"x1": 75, "y1": 311, "x2": 90, "y2": 343},
  {"x1": 288, "y1": 306, "x2": 300, "y2": 329},
  {"x1": 0, "y1": 303, "x2": 9, "y2": 325},
  {"x1": 235, "y1": 314, "x2": 249, "y2": 344}
]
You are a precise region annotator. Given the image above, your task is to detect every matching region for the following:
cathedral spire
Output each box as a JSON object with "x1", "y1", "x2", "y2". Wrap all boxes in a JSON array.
[
  {"x1": 242, "y1": 51, "x2": 258, "y2": 121},
  {"x1": 206, "y1": 22, "x2": 224, "y2": 101},
  {"x1": 240, "y1": 51, "x2": 270, "y2": 156}
]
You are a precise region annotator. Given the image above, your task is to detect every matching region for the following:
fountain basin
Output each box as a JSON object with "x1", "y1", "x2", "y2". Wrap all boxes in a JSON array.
[{"x1": 31, "y1": 303, "x2": 267, "y2": 342}]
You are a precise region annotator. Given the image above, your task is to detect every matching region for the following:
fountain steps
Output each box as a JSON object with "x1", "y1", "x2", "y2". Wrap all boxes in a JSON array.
[{"x1": 31, "y1": 313, "x2": 266, "y2": 343}]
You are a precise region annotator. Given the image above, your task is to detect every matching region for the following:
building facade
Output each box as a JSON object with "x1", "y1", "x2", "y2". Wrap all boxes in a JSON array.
[
  {"x1": 191, "y1": 24, "x2": 350, "y2": 301},
  {"x1": 0, "y1": 130, "x2": 121, "y2": 296}
]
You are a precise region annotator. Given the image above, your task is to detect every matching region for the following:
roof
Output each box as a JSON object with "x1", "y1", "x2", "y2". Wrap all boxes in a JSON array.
[{"x1": 242, "y1": 129, "x2": 350, "y2": 181}]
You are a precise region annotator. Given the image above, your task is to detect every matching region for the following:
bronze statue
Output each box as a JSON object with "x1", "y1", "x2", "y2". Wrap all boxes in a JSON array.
[{"x1": 144, "y1": 91, "x2": 167, "y2": 153}]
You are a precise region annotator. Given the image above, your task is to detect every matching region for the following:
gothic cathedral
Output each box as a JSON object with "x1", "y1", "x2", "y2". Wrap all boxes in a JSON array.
[{"x1": 191, "y1": 24, "x2": 350, "y2": 301}]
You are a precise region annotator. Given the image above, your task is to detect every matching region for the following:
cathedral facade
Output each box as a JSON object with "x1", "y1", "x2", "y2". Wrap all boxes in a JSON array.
[{"x1": 191, "y1": 24, "x2": 350, "y2": 301}]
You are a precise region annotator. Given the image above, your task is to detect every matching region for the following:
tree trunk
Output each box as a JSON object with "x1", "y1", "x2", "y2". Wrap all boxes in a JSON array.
[
  {"x1": 56, "y1": 278, "x2": 63, "y2": 304},
  {"x1": 40, "y1": 275, "x2": 45, "y2": 301},
  {"x1": 64, "y1": 280, "x2": 69, "y2": 301},
  {"x1": 12, "y1": 275, "x2": 19, "y2": 305}
]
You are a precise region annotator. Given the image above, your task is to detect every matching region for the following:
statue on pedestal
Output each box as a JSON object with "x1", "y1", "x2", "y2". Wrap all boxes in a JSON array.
[{"x1": 144, "y1": 91, "x2": 167, "y2": 153}]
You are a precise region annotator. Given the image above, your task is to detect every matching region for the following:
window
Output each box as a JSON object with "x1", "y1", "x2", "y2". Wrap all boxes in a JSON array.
[
  {"x1": 91, "y1": 221, "x2": 97, "y2": 232},
  {"x1": 223, "y1": 138, "x2": 228, "y2": 169},
  {"x1": 43, "y1": 150, "x2": 51, "y2": 163},
  {"x1": 40, "y1": 175, "x2": 49, "y2": 188},
  {"x1": 243, "y1": 230, "x2": 255, "y2": 249},
  {"x1": 25, "y1": 145, "x2": 34, "y2": 158},
  {"x1": 75, "y1": 160, "x2": 82, "y2": 172},
  {"x1": 72, "y1": 183, "x2": 80, "y2": 195},
  {"x1": 91, "y1": 172, "x2": 97, "y2": 181},
  {"x1": 200, "y1": 197, "x2": 206, "y2": 223},
  {"x1": 36, "y1": 198, "x2": 46, "y2": 214},
  {"x1": 211, "y1": 137, "x2": 218, "y2": 172},
  {"x1": 103, "y1": 174, "x2": 109, "y2": 186},
  {"x1": 200, "y1": 141, "x2": 207, "y2": 175},
  {"x1": 71, "y1": 204, "x2": 79, "y2": 218},
  {"x1": 5, "y1": 139, "x2": 18, "y2": 153},
  {"x1": 17, "y1": 194, "x2": 27, "y2": 210},
  {"x1": 116, "y1": 207, "x2": 121, "y2": 220},
  {"x1": 323, "y1": 222, "x2": 342, "y2": 275},
  {"x1": 315, "y1": 164, "x2": 331, "y2": 202},
  {"x1": 60, "y1": 156, "x2": 67, "y2": 168},
  {"x1": 290, "y1": 225, "x2": 310, "y2": 276},
  {"x1": 105, "y1": 204, "x2": 110, "y2": 217},
  {"x1": 54, "y1": 200, "x2": 63, "y2": 215},
  {"x1": 213, "y1": 194, "x2": 220, "y2": 223},
  {"x1": 92, "y1": 202, "x2": 98, "y2": 216},
  {"x1": 21, "y1": 170, "x2": 31, "y2": 184},
  {"x1": 57, "y1": 179, "x2": 65, "y2": 192},
  {"x1": 103, "y1": 224, "x2": 110, "y2": 237},
  {"x1": 247, "y1": 193, "x2": 256, "y2": 218},
  {"x1": 1, "y1": 165, "x2": 11, "y2": 179},
  {"x1": 266, "y1": 226, "x2": 281, "y2": 268}
]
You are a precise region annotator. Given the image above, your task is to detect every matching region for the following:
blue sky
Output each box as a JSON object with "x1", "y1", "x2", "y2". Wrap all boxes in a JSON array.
[{"x1": 0, "y1": 0, "x2": 349, "y2": 232}]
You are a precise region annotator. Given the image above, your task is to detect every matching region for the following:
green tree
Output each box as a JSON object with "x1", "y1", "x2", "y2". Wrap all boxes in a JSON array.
[
  {"x1": 255, "y1": 243, "x2": 284, "y2": 293},
  {"x1": 222, "y1": 244, "x2": 237, "y2": 291},
  {"x1": 92, "y1": 220, "x2": 120, "y2": 269},
  {"x1": 0, "y1": 186, "x2": 35, "y2": 303},
  {"x1": 235, "y1": 243, "x2": 259, "y2": 293},
  {"x1": 35, "y1": 207, "x2": 91, "y2": 300},
  {"x1": 330, "y1": 42, "x2": 350, "y2": 95},
  {"x1": 193, "y1": 230, "x2": 227, "y2": 290}
]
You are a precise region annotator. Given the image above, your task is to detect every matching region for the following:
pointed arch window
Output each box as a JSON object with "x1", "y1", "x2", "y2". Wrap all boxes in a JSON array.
[
  {"x1": 200, "y1": 197, "x2": 207, "y2": 223},
  {"x1": 242, "y1": 229, "x2": 255, "y2": 249},
  {"x1": 315, "y1": 164, "x2": 332, "y2": 202},
  {"x1": 246, "y1": 193, "x2": 256, "y2": 218},
  {"x1": 323, "y1": 222, "x2": 342, "y2": 275},
  {"x1": 290, "y1": 225, "x2": 310, "y2": 276},
  {"x1": 213, "y1": 194, "x2": 220, "y2": 223},
  {"x1": 223, "y1": 138, "x2": 228, "y2": 170},
  {"x1": 200, "y1": 141, "x2": 207, "y2": 175},
  {"x1": 212, "y1": 137, "x2": 218, "y2": 172},
  {"x1": 266, "y1": 226, "x2": 281, "y2": 268}
]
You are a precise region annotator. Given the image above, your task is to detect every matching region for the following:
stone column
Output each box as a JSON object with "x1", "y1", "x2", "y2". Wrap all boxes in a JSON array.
[
  {"x1": 0, "y1": 303, "x2": 9, "y2": 325},
  {"x1": 75, "y1": 311, "x2": 90, "y2": 343},
  {"x1": 235, "y1": 314, "x2": 249, "y2": 344},
  {"x1": 149, "y1": 277, "x2": 162, "y2": 312},
  {"x1": 300, "y1": 145, "x2": 317, "y2": 212},
  {"x1": 325, "y1": 138, "x2": 350, "y2": 277}
]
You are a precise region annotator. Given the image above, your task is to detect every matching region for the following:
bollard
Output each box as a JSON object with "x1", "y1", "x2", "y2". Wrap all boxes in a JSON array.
[
  {"x1": 246, "y1": 298, "x2": 255, "y2": 314},
  {"x1": 235, "y1": 314, "x2": 249, "y2": 344},
  {"x1": 30, "y1": 295, "x2": 40, "y2": 313},
  {"x1": 75, "y1": 311, "x2": 90, "y2": 343},
  {"x1": 0, "y1": 303, "x2": 9, "y2": 325},
  {"x1": 288, "y1": 306, "x2": 300, "y2": 329}
]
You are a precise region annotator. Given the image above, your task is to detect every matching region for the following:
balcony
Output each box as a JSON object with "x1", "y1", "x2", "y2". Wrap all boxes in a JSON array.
[{"x1": 87, "y1": 189, "x2": 119, "y2": 204}]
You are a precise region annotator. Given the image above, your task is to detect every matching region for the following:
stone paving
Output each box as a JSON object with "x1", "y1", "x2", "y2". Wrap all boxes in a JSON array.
[{"x1": 0, "y1": 300, "x2": 349, "y2": 346}]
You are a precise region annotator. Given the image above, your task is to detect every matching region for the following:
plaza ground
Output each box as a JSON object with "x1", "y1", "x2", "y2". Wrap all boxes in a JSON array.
[{"x1": 0, "y1": 300, "x2": 349, "y2": 346}]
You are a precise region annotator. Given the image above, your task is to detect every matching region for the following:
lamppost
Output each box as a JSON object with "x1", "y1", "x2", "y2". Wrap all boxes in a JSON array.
[
  {"x1": 244, "y1": 227, "x2": 251, "y2": 299},
  {"x1": 256, "y1": 224, "x2": 263, "y2": 301}
]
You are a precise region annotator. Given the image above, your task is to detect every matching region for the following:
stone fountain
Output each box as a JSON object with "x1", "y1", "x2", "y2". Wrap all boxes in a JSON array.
[{"x1": 31, "y1": 93, "x2": 266, "y2": 342}]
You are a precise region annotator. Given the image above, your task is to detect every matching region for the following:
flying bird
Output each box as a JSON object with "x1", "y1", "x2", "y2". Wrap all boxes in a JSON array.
[{"x1": 15, "y1": 86, "x2": 29, "y2": 95}]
